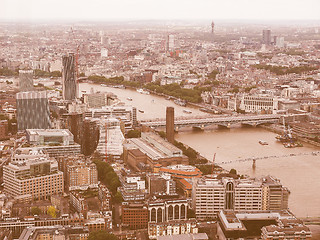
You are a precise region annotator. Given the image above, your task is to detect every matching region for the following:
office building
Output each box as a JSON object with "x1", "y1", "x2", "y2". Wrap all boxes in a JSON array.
[
  {"x1": 217, "y1": 210, "x2": 311, "y2": 240},
  {"x1": 62, "y1": 112, "x2": 84, "y2": 144},
  {"x1": 83, "y1": 92, "x2": 116, "y2": 108},
  {"x1": 18, "y1": 225, "x2": 90, "y2": 240},
  {"x1": 262, "y1": 30, "x2": 271, "y2": 45},
  {"x1": 85, "y1": 105, "x2": 137, "y2": 129},
  {"x1": 16, "y1": 91, "x2": 51, "y2": 131},
  {"x1": 19, "y1": 70, "x2": 34, "y2": 92},
  {"x1": 167, "y1": 35, "x2": 175, "y2": 52},
  {"x1": 147, "y1": 173, "x2": 177, "y2": 196},
  {"x1": 62, "y1": 53, "x2": 77, "y2": 100},
  {"x1": 119, "y1": 174, "x2": 146, "y2": 202},
  {"x1": 0, "y1": 120, "x2": 8, "y2": 140},
  {"x1": 3, "y1": 156, "x2": 64, "y2": 201},
  {"x1": 166, "y1": 107, "x2": 174, "y2": 143},
  {"x1": 122, "y1": 202, "x2": 149, "y2": 230},
  {"x1": 239, "y1": 95, "x2": 278, "y2": 114},
  {"x1": 192, "y1": 176, "x2": 289, "y2": 219},
  {"x1": 81, "y1": 118, "x2": 100, "y2": 156},
  {"x1": 26, "y1": 129, "x2": 74, "y2": 146}
]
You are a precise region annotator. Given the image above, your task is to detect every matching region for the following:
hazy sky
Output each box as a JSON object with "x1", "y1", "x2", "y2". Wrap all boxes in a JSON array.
[{"x1": 1, "y1": 0, "x2": 320, "y2": 21}]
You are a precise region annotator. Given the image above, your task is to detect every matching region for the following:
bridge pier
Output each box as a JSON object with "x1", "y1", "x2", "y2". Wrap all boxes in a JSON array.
[
  {"x1": 192, "y1": 125, "x2": 204, "y2": 131},
  {"x1": 217, "y1": 123, "x2": 231, "y2": 128}
]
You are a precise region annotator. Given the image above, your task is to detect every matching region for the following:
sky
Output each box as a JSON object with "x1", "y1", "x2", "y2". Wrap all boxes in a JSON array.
[{"x1": 1, "y1": 0, "x2": 320, "y2": 22}]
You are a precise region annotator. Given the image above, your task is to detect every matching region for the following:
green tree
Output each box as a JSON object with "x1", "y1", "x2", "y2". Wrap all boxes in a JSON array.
[
  {"x1": 113, "y1": 191, "x2": 123, "y2": 204},
  {"x1": 126, "y1": 129, "x2": 141, "y2": 138},
  {"x1": 88, "y1": 230, "x2": 118, "y2": 240},
  {"x1": 31, "y1": 207, "x2": 41, "y2": 215},
  {"x1": 47, "y1": 206, "x2": 57, "y2": 218},
  {"x1": 158, "y1": 131, "x2": 166, "y2": 139},
  {"x1": 207, "y1": 70, "x2": 219, "y2": 80},
  {"x1": 187, "y1": 208, "x2": 196, "y2": 219}
]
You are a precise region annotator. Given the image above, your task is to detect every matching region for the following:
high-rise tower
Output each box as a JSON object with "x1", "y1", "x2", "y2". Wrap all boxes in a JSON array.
[
  {"x1": 62, "y1": 53, "x2": 77, "y2": 100},
  {"x1": 19, "y1": 70, "x2": 34, "y2": 92},
  {"x1": 211, "y1": 21, "x2": 215, "y2": 34},
  {"x1": 262, "y1": 29, "x2": 271, "y2": 45},
  {"x1": 16, "y1": 91, "x2": 51, "y2": 131},
  {"x1": 166, "y1": 35, "x2": 175, "y2": 52},
  {"x1": 166, "y1": 107, "x2": 174, "y2": 143}
]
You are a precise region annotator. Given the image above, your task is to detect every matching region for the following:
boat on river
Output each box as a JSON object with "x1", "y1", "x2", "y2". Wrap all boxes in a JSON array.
[
  {"x1": 174, "y1": 99, "x2": 186, "y2": 107},
  {"x1": 259, "y1": 140, "x2": 268, "y2": 145}
]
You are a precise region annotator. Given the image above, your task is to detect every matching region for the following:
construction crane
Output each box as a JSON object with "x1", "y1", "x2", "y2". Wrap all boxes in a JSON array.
[
  {"x1": 212, "y1": 153, "x2": 216, "y2": 174},
  {"x1": 105, "y1": 120, "x2": 108, "y2": 162},
  {"x1": 70, "y1": 27, "x2": 80, "y2": 96}
]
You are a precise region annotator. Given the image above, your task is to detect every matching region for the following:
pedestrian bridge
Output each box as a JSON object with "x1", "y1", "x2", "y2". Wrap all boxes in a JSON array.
[{"x1": 141, "y1": 114, "x2": 281, "y2": 129}]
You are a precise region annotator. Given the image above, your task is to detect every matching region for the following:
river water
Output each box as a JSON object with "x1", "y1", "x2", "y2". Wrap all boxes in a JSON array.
[{"x1": 79, "y1": 83, "x2": 320, "y2": 218}]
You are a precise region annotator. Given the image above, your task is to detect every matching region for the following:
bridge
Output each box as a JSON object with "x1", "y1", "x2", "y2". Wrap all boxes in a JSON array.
[{"x1": 141, "y1": 114, "x2": 281, "y2": 129}]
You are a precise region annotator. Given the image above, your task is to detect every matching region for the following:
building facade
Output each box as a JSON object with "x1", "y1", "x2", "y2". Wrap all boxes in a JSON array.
[
  {"x1": 148, "y1": 219, "x2": 198, "y2": 239},
  {"x1": 19, "y1": 70, "x2": 34, "y2": 92},
  {"x1": 239, "y1": 95, "x2": 278, "y2": 113},
  {"x1": 26, "y1": 129, "x2": 74, "y2": 146},
  {"x1": 3, "y1": 157, "x2": 64, "y2": 200},
  {"x1": 192, "y1": 176, "x2": 289, "y2": 219},
  {"x1": 62, "y1": 53, "x2": 77, "y2": 100},
  {"x1": 16, "y1": 91, "x2": 51, "y2": 131},
  {"x1": 67, "y1": 160, "x2": 98, "y2": 191},
  {"x1": 121, "y1": 203, "x2": 149, "y2": 230},
  {"x1": 148, "y1": 199, "x2": 188, "y2": 223}
]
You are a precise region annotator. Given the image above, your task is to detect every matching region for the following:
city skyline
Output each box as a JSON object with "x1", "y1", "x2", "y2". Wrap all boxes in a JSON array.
[{"x1": 1, "y1": 0, "x2": 320, "y2": 22}]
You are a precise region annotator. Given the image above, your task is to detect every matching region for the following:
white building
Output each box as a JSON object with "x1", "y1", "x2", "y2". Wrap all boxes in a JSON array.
[
  {"x1": 96, "y1": 118, "x2": 125, "y2": 158},
  {"x1": 239, "y1": 95, "x2": 278, "y2": 113},
  {"x1": 3, "y1": 156, "x2": 63, "y2": 201},
  {"x1": 26, "y1": 129, "x2": 74, "y2": 146},
  {"x1": 192, "y1": 176, "x2": 289, "y2": 219}
]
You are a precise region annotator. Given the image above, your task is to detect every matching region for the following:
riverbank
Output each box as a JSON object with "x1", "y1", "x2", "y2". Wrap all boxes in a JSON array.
[{"x1": 261, "y1": 124, "x2": 320, "y2": 148}]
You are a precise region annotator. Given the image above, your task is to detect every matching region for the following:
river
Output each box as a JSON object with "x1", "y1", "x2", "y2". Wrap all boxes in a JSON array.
[{"x1": 79, "y1": 82, "x2": 320, "y2": 218}]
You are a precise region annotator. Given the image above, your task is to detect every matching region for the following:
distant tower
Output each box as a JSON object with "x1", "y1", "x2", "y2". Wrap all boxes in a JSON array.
[
  {"x1": 211, "y1": 21, "x2": 215, "y2": 34},
  {"x1": 262, "y1": 29, "x2": 271, "y2": 45},
  {"x1": 62, "y1": 53, "x2": 77, "y2": 100},
  {"x1": 16, "y1": 91, "x2": 51, "y2": 131},
  {"x1": 166, "y1": 107, "x2": 174, "y2": 143},
  {"x1": 19, "y1": 70, "x2": 34, "y2": 92},
  {"x1": 166, "y1": 35, "x2": 175, "y2": 52}
]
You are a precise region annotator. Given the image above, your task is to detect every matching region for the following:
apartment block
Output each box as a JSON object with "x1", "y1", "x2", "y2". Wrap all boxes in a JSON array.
[{"x1": 67, "y1": 160, "x2": 98, "y2": 191}]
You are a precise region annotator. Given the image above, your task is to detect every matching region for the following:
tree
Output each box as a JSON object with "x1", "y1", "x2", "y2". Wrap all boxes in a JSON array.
[
  {"x1": 88, "y1": 230, "x2": 118, "y2": 240},
  {"x1": 31, "y1": 207, "x2": 41, "y2": 216},
  {"x1": 113, "y1": 191, "x2": 123, "y2": 204},
  {"x1": 126, "y1": 129, "x2": 141, "y2": 138},
  {"x1": 187, "y1": 208, "x2": 196, "y2": 219},
  {"x1": 47, "y1": 206, "x2": 57, "y2": 218},
  {"x1": 158, "y1": 131, "x2": 166, "y2": 139},
  {"x1": 229, "y1": 168, "x2": 237, "y2": 175}
]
